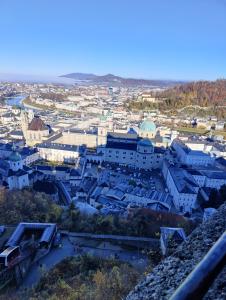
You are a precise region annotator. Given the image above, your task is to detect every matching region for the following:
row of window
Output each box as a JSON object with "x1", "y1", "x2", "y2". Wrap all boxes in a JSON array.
[{"x1": 108, "y1": 150, "x2": 134, "y2": 155}]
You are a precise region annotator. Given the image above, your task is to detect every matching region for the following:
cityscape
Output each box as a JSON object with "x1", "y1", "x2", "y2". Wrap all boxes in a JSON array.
[{"x1": 0, "y1": 1, "x2": 225, "y2": 300}]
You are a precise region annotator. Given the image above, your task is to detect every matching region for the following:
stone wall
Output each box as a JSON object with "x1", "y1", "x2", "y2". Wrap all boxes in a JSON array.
[{"x1": 126, "y1": 203, "x2": 226, "y2": 300}]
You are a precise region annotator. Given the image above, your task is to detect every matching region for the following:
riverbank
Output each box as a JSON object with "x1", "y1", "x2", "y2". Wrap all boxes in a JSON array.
[
  {"x1": 22, "y1": 97, "x2": 77, "y2": 115},
  {"x1": 22, "y1": 97, "x2": 53, "y2": 111}
]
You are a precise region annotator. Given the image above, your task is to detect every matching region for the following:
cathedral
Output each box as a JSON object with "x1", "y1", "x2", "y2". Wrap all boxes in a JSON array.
[{"x1": 21, "y1": 110, "x2": 50, "y2": 146}]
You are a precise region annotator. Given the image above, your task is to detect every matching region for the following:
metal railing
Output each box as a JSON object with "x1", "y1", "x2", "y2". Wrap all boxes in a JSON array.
[{"x1": 170, "y1": 231, "x2": 226, "y2": 300}]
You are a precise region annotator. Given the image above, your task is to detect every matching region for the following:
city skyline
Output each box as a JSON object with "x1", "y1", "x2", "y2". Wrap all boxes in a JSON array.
[{"x1": 0, "y1": 0, "x2": 226, "y2": 80}]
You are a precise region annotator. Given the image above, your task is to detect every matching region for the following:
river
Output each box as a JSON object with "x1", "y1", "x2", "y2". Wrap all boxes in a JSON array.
[{"x1": 4, "y1": 95, "x2": 27, "y2": 108}]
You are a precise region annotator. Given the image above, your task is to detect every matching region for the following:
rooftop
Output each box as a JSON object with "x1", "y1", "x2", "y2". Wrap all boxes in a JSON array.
[
  {"x1": 138, "y1": 138, "x2": 153, "y2": 147},
  {"x1": 28, "y1": 116, "x2": 48, "y2": 131},
  {"x1": 140, "y1": 120, "x2": 156, "y2": 132},
  {"x1": 38, "y1": 142, "x2": 80, "y2": 152},
  {"x1": 169, "y1": 167, "x2": 199, "y2": 194}
]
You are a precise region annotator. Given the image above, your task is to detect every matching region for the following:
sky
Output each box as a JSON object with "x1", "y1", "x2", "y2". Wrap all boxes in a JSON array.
[{"x1": 0, "y1": 0, "x2": 226, "y2": 80}]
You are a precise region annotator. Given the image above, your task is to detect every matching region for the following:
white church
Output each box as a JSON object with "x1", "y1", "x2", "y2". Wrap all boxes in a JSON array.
[{"x1": 0, "y1": 146, "x2": 29, "y2": 190}]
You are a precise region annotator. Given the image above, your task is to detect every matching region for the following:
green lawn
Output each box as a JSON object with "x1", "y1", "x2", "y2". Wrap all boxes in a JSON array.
[{"x1": 173, "y1": 127, "x2": 208, "y2": 135}]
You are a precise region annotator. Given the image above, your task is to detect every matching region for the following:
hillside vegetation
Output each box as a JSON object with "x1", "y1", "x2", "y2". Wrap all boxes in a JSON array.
[
  {"x1": 128, "y1": 80, "x2": 226, "y2": 119},
  {"x1": 62, "y1": 203, "x2": 193, "y2": 238},
  {"x1": 158, "y1": 79, "x2": 226, "y2": 108},
  {"x1": 0, "y1": 189, "x2": 62, "y2": 225},
  {"x1": 20, "y1": 255, "x2": 140, "y2": 300}
]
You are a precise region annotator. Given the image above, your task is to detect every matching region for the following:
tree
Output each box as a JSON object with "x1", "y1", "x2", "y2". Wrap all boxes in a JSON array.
[
  {"x1": 0, "y1": 188, "x2": 62, "y2": 225},
  {"x1": 219, "y1": 185, "x2": 226, "y2": 202}
]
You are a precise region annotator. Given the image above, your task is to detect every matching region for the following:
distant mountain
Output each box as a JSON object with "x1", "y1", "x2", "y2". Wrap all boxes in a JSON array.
[
  {"x1": 60, "y1": 72, "x2": 183, "y2": 87},
  {"x1": 60, "y1": 73, "x2": 98, "y2": 81}
]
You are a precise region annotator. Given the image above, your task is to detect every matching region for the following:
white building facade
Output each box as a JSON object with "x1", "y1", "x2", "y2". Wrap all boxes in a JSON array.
[{"x1": 99, "y1": 132, "x2": 164, "y2": 170}]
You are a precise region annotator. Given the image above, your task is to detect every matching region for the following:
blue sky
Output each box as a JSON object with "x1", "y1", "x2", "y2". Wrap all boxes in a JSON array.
[{"x1": 0, "y1": 0, "x2": 226, "y2": 80}]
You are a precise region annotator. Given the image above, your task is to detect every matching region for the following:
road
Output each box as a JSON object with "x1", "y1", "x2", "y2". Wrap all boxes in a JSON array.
[
  {"x1": 21, "y1": 237, "x2": 74, "y2": 289},
  {"x1": 20, "y1": 236, "x2": 148, "y2": 289}
]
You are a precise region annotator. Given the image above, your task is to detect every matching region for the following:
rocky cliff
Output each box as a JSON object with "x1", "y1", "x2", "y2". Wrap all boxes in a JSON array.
[{"x1": 126, "y1": 203, "x2": 226, "y2": 300}]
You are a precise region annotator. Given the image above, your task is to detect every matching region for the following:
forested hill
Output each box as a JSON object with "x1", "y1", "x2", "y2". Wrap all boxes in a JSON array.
[{"x1": 158, "y1": 79, "x2": 226, "y2": 107}]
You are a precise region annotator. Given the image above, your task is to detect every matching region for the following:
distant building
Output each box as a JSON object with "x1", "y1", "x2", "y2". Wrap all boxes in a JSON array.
[
  {"x1": 4, "y1": 147, "x2": 29, "y2": 190},
  {"x1": 98, "y1": 132, "x2": 164, "y2": 170},
  {"x1": 187, "y1": 167, "x2": 226, "y2": 190},
  {"x1": 1, "y1": 112, "x2": 15, "y2": 124},
  {"x1": 0, "y1": 143, "x2": 39, "y2": 165},
  {"x1": 53, "y1": 129, "x2": 98, "y2": 148},
  {"x1": 139, "y1": 119, "x2": 156, "y2": 139},
  {"x1": 172, "y1": 139, "x2": 214, "y2": 167},
  {"x1": 21, "y1": 111, "x2": 50, "y2": 146},
  {"x1": 37, "y1": 142, "x2": 82, "y2": 163},
  {"x1": 163, "y1": 162, "x2": 199, "y2": 213}
]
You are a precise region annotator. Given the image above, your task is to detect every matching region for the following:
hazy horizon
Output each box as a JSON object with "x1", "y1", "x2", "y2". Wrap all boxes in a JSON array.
[{"x1": 0, "y1": 71, "x2": 224, "y2": 85}]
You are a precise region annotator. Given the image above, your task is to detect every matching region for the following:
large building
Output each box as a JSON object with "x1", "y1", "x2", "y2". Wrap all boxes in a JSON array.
[
  {"x1": 188, "y1": 168, "x2": 226, "y2": 190},
  {"x1": 172, "y1": 139, "x2": 214, "y2": 167},
  {"x1": 37, "y1": 142, "x2": 83, "y2": 163},
  {"x1": 0, "y1": 143, "x2": 39, "y2": 166},
  {"x1": 21, "y1": 111, "x2": 50, "y2": 146},
  {"x1": 164, "y1": 165, "x2": 199, "y2": 213},
  {"x1": 97, "y1": 132, "x2": 164, "y2": 170},
  {"x1": 0, "y1": 147, "x2": 30, "y2": 190},
  {"x1": 52, "y1": 129, "x2": 98, "y2": 148}
]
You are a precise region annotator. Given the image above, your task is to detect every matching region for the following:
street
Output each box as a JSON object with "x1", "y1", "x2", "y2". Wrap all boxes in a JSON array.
[{"x1": 21, "y1": 236, "x2": 148, "y2": 289}]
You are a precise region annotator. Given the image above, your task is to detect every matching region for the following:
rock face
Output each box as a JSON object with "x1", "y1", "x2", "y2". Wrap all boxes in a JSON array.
[{"x1": 126, "y1": 203, "x2": 226, "y2": 300}]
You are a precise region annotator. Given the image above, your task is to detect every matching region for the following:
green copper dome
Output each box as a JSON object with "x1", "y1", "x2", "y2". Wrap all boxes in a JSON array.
[
  {"x1": 100, "y1": 115, "x2": 107, "y2": 121},
  {"x1": 140, "y1": 120, "x2": 156, "y2": 132},
  {"x1": 9, "y1": 151, "x2": 22, "y2": 162}
]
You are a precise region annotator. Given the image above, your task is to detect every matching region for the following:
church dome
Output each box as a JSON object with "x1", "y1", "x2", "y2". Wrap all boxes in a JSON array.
[
  {"x1": 9, "y1": 151, "x2": 22, "y2": 162},
  {"x1": 28, "y1": 116, "x2": 47, "y2": 131},
  {"x1": 140, "y1": 120, "x2": 156, "y2": 132},
  {"x1": 100, "y1": 115, "x2": 107, "y2": 121},
  {"x1": 138, "y1": 138, "x2": 153, "y2": 147}
]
